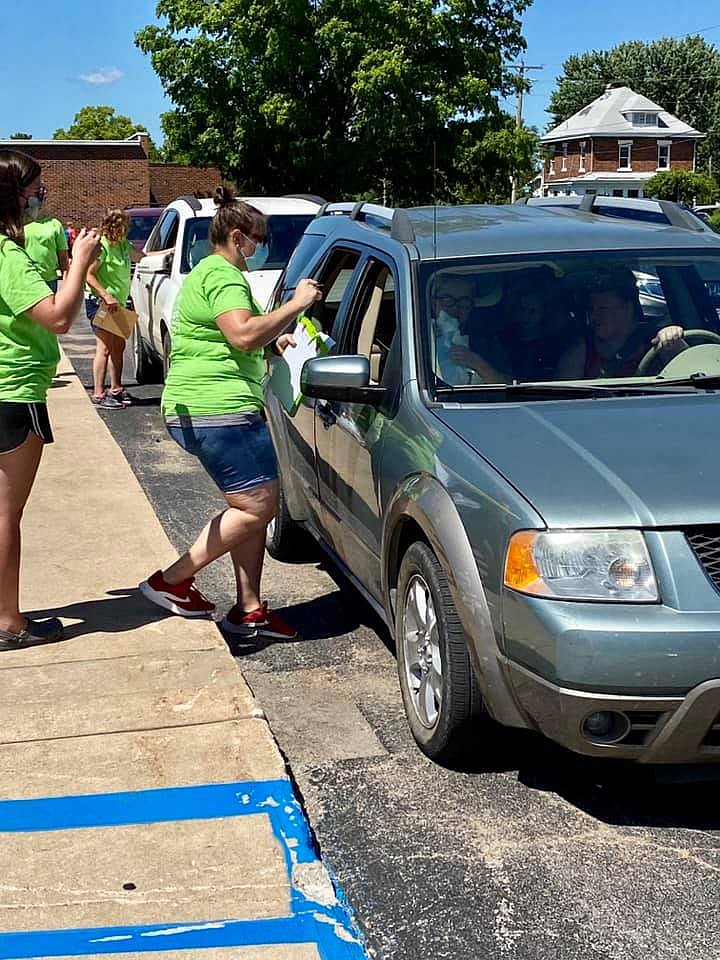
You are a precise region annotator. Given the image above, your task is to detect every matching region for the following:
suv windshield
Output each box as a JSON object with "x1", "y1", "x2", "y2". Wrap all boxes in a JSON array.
[
  {"x1": 419, "y1": 252, "x2": 720, "y2": 396},
  {"x1": 181, "y1": 214, "x2": 315, "y2": 273}
]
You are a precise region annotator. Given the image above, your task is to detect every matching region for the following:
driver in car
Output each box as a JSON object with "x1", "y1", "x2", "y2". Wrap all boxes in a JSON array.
[{"x1": 556, "y1": 268, "x2": 685, "y2": 379}]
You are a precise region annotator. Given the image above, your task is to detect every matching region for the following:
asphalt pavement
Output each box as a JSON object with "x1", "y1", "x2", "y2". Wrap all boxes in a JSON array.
[{"x1": 60, "y1": 324, "x2": 720, "y2": 960}]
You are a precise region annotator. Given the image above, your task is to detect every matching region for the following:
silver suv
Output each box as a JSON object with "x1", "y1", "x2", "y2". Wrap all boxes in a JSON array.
[{"x1": 266, "y1": 200, "x2": 720, "y2": 766}]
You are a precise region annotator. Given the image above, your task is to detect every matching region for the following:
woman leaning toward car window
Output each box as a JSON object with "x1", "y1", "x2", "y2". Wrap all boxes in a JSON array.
[
  {"x1": 139, "y1": 184, "x2": 322, "y2": 642},
  {"x1": 0, "y1": 149, "x2": 100, "y2": 650}
]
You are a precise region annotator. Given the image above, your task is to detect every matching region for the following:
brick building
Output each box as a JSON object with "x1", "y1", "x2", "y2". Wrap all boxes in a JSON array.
[
  {"x1": 0, "y1": 133, "x2": 222, "y2": 228},
  {"x1": 539, "y1": 85, "x2": 704, "y2": 198}
]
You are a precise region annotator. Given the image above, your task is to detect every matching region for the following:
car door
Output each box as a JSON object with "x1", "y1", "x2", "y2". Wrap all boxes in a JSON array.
[
  {"x1": 314, "y1": 255, "x2": 401, "y2": 600},
  {"x1": 134, "y1": 209, "x2": 179, "y2": 352},
  {"x1": 273, "y1": 246, "x2": 364, "y2": 526}
]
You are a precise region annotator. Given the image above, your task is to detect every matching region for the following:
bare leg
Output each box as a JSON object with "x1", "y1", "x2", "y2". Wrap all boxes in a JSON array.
[
  {"x1": 92, "y1": 328, "x2": 114, "y2": 397},
  {"x1": 108, "y1": 335, "x2": 126, "y2": 393},
  {"x1": 163, "y1": 481, "x2": 277, "y2": 590},
  {"x1": 229, "y1": 528, "x2": 267, "y2": 611},
  {"x1": 0, "y1": 433, "x2": 44, "y2": 633}
]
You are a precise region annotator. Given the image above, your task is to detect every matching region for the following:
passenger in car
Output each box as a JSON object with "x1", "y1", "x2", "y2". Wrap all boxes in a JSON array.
[
  {"x1": 498, "y1": 277, "x2": 566, "y2": 381},
  {"x1": 556, "y1": 267, "x2": 685, "y2": 379},
  {"x1": 431, "y1": 274, "x2": 508, "y2": 384}
]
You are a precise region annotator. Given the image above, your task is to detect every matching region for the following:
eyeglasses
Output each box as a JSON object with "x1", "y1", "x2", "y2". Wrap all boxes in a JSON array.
[
  {"x1": 435, "y1": 294, "x2": 474, "y2": 311},
  {"x1": 240, "y1": 232, "x2": 266, "y2": 252}
]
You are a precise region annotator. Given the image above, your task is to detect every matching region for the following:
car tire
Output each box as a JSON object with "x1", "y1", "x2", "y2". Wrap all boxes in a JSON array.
[
  {"x1": 131, "y1": 324, "x2": 161, "y2": 385},
  {"x1": 265, "y1": 478, "x2": 313, "y2": 562},
  {"x1": 395, "y1": 540, "x2": 487, "y2": 764}
]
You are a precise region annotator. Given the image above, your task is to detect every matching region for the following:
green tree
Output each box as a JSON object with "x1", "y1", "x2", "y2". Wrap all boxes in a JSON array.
[
  {"x1": 547, "y1": 36, "x2": 720, "y2": 175},
  {"x1": 54, "y1": 106, "x2": 162, "y2": 159},
  {"x1": 136, "y1": 0, "x2": 533, "y2": 203},
  {"x1": 644, "y1": 169, "x2": 718, "y2": 205},
  {"x1": 9, "y1": 132, "x2": 32, "y2": 140}
]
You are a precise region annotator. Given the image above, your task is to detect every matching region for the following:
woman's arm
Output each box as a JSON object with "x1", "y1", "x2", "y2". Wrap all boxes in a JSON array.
[
  {"x1": 25, "y1": 229, "x2": 100, "y2": 334},
  {"x1": 216, "y1": 279, "x2": 322, "y2": 351},
  {"x1": 86, "y1": 259, "x2": 119, "y2": 312}
]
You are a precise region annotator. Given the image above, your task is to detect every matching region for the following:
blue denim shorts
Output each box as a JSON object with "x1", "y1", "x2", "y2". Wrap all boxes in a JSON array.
[
  {"x1": 166, "y1": 415, "x2": 278, "y2": 494},
  {"x1": 86, "y1": 297, "x2": 100, "y2": 325}
]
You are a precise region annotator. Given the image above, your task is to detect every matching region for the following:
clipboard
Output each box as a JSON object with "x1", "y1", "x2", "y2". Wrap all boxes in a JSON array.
[
  {"x1": 267, "y1": 315, "x2": 334, "y2": 415},
  {"x1": 93, "y1": 303, "x2": 139, "y2": 339}
]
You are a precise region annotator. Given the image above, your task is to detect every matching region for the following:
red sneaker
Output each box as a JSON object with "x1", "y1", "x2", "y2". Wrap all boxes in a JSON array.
[
  {"x1": 220, "y1": 601, "x2": 299, "y2": 640},
  {"x1": 139, "y1": 570, "x2": 215, "y2": 618}
]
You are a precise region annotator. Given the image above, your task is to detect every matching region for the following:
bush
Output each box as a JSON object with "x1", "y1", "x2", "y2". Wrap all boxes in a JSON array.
[{"x1": 645, "y1": 169, "x2": 719, "y2": 205}]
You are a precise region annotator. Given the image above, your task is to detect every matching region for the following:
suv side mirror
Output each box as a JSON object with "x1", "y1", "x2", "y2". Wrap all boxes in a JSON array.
[
  {"x1": 301, "y1": 355, "x2": 387, "y2": 405},
  {"x1": 138, "y1": 250, "x2": 173, "y2": 276}
]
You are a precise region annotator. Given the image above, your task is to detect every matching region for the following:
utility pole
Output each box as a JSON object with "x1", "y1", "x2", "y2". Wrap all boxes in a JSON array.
[{"x1": 509, "y1": 60, "x2": 543, "y2": 203}]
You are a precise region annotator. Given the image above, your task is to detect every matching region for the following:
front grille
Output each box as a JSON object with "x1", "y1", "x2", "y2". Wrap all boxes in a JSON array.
[
  {"x1": 686, "y1": 528, "x2": 720, "y2": 592},
  {"x1": 703, "y1": 714, "x2": 720, "y2": 747},
  {"x1": 622, "y1": 711, "x2": 664, "y2": 745}
]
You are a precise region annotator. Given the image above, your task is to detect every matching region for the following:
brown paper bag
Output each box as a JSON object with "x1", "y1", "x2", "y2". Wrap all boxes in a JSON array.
[{"x1": 93, "y1": 304, "x2": 139, "y2": 340}]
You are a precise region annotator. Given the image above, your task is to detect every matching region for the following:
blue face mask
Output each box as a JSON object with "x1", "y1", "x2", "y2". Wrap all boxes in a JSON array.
[{"x1": 244, "y1": 243, "x2": 269, "y2": 271}]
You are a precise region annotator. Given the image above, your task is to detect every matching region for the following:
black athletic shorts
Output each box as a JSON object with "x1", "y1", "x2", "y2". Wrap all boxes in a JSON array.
[{"x1": 0, "y1": 401, "x2": 54, "y2": 454}]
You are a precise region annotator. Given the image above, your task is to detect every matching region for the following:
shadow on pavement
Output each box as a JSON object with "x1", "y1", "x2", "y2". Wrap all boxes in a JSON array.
[{"x1": 25, "y1": 587, "x2": 174, "y2": 639}]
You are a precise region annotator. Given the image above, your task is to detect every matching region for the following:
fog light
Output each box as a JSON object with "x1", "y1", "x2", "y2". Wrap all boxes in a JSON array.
[{"x1": 582, "y1": 710, "x2": 631, "y2": 744}]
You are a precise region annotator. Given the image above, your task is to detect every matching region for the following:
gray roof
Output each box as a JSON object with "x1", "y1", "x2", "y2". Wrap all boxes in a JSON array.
[
  {"x1": 540, "y1": 86, "x2": 704, "y2": 142},
  {"x1": 403, "y1": 204, "x2": 720, "y2": 259}
]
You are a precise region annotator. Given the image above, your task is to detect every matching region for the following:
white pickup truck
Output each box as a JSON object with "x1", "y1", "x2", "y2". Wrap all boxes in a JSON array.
[{"x1": 129, "y1": 194, "x2": 322, "y2": 382}]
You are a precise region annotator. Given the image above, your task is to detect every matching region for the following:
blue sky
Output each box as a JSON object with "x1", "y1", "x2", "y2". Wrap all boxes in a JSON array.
[{"x1": 3, "y1": 0, "x2": 720, "y2": 144}]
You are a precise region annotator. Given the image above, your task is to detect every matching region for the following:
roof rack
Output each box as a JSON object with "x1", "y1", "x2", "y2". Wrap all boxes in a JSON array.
[
  {"x1": 578, "y1": 193, "x2": 706, "y2": 232},
  {"x1": 178, "y1": 195, "x2": 203, "y2": 213},
  {"x1": 283, "y1": 193, "x2": 327, "y2": 205},
  {"x1": 314, "y1": 201, "x2": 415, "y2": 242}
]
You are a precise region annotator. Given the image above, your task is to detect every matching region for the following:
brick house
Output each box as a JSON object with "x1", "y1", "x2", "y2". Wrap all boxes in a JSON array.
[
  {"x1": 0, "y1": 133, "x2": 222, "y2": 229},
  {"x1": 538, "y1": 85, "x2": 704, "y2": 198}
]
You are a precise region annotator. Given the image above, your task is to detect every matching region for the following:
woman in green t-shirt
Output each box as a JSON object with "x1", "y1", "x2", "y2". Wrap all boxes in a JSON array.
[
  {"x1": 140, "y1": 186, "x2": 321, "y2": 642},
  {"x1": 0, "y1": 149, "x2": 100, "y2": 650},
  {"x1": 86, "y1": 209, "x2": 134, "y2": 409}
]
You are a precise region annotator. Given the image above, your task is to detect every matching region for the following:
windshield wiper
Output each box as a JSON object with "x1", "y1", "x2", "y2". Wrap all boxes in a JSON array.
[
  {"x1": 436, "y1": 382, "x2": 683, "y2": 399},
  {"x1": 653, "y1": 373, "x2": 720, "y2": 391}
]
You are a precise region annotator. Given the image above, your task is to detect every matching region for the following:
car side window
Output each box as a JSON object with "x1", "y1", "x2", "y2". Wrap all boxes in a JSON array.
[
  {"x1": 147, "y1": 210, "x2": 179, "y2": 253},
  {"x1": 306, "y1": 248, "x2": 362, "y2": 339},
  {"x1": 346, "y1": 260, "x2": 398, "y2": 385}
]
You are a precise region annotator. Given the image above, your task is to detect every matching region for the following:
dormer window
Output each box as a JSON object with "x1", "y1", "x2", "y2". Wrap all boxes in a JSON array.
[{"x1": 627, "y1": 111, "x2": 659, "y2": 126}]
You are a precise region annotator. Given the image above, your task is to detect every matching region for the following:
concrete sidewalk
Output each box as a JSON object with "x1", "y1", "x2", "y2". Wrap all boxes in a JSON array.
[{"x1": 0, "y1": 354, "x2": 366, "y2": 960}]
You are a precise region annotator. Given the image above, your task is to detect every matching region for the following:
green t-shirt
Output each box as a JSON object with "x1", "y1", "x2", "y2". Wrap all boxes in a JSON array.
[
  {"x1": 161, "y1": 254, "x2": 266, "y2": 417},
  {"x1": 0, "y1": 236, "x2": 58, "y2": 402},
  {"x1": 24, "y1": 217, "x2": 68, "y2": 282},
  {"x1": 89, "y1": 236, "x2": 132, "y2": 304}
]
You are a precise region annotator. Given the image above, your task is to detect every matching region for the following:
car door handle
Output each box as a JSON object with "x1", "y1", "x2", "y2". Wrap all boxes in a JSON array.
[{"x1": 317, "y1": 401, "x2": 336, "y2": 429}]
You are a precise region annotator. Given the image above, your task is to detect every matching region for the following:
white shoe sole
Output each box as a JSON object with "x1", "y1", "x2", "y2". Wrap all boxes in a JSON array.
[
  {"x1": 139, "y1": 580, "x2": 214, "y2": 618},
  {"x1": 219, "y1": 617, "x2": 297, "y2": 640}
]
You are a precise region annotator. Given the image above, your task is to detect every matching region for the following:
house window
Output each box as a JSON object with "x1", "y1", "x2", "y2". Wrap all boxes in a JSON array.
[
  {"x1": 549, "y1": 158, "x2": 555, "y2": 176},
  {"x1": 632, "y1": 111, "x2": 658, "y2": 126},
  {"x1": 627, "y1": 189, "x2": 639, "y2": 198},
  {"x1": 658, "y1": 141, "x2": 671, "y2": 170},
  {"x1": 579, "y1": 141, "x2": 586, "y2": 173},
  {"x1": 612, "y1": 189, "x2": 624, "y2": 197},
  {"x1": 561, "y1": 142, "x2": 568, "y2": 171},
  {"x1": 618, "y1": 141, "x2": 632, "y2": 170}
]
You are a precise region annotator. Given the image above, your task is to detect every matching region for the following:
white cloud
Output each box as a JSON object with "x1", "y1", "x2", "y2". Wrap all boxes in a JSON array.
[{"x1": 79, "y1": 67, "x2": 124, "y2": 86}]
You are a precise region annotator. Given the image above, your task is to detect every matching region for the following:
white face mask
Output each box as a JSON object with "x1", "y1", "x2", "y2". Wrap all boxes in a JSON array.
[{"x1": 24, "y1": 195, "x2": 43, "y2": 222}]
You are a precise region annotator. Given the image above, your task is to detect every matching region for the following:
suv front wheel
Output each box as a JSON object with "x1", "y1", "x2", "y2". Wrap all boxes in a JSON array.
[{"x1": 395, "y1": 541, "x2": 486, "y2": 764}]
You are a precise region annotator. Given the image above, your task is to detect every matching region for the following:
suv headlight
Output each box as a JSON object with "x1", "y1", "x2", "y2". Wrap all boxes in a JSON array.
[{"x1": 504, "y1": 530, "x2": 659, "y2": 602}]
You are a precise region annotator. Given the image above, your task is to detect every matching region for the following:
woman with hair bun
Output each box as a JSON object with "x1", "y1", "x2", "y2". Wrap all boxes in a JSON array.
[
  {"x1": 86, "y1": 209, "x2": 134, "y2": 408},
  {"x1": 140, "y1": 185, "x2": 322, "y2": 642},
  {"x1": 0, "y1": 149, "x2": 100, "y2": 649}
]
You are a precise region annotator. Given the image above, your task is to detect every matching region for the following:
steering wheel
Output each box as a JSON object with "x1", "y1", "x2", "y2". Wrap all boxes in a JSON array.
[{"x1": 635, "y1": 329, "x2": 720, "y2": 375}]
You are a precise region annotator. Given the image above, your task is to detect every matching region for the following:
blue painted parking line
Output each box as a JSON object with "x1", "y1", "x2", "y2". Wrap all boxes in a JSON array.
[{"x1": 0, "y1": 780, "x2": 368, "y2": 960}]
